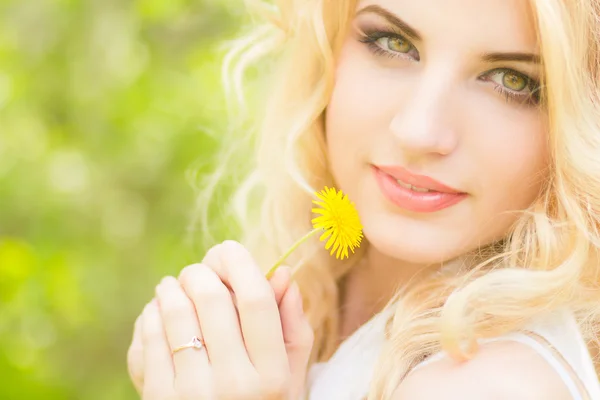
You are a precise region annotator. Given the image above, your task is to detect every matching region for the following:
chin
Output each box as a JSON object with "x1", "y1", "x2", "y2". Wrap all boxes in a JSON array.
[{"x1": 361, "y1": 213, "x2": 473, "y2": 266}]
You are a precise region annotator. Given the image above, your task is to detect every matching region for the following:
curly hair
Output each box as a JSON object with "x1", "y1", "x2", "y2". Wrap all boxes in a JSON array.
[{"x1": 200, "y1": 0, "x2": 600, "y2": 397}]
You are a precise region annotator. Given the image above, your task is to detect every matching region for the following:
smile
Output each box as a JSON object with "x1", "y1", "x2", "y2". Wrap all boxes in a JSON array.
[
  {"x1": 394, "y1": 179, "x2": 434, "y2": 193},
  {"x1": 372, "y1": 165, "x2": 468, "y2": 213}
]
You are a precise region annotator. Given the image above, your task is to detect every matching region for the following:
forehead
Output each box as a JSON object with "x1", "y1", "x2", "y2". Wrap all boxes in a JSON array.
[{"x1": 356, "y1": 0, "x2": 539, "y2": 54}]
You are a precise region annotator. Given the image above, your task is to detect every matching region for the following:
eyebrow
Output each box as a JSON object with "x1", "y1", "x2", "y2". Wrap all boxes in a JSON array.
[
  {"x1": 482, "y1": 52, "x2": 541, "y2": 64},
  {"x1": 356, "y1": 5, "x2": 422, "y2": 41},
  {"x1": 357, "y1": 5, "x2": 541, "y2": 65}
]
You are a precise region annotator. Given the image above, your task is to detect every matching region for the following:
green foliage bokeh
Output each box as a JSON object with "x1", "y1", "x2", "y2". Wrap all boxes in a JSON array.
[{"x1": 0, "y1": 1, "x2": 246, "y2": 398}]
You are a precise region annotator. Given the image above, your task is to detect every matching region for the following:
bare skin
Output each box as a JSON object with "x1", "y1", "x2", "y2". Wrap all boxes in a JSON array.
[{"x1": 126, "y1": 0, "x2": 579, "y2": 398}]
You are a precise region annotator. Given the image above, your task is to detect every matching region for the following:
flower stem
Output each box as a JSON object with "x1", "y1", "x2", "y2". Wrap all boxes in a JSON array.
[{"x1": 265, "y1": 227, "x2": 322, "y2": 279}]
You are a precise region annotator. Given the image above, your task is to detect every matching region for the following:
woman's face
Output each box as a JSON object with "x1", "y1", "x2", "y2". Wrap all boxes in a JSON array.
[{"x1": 326, "y1": 0, "x2": 549, "y2": 264}]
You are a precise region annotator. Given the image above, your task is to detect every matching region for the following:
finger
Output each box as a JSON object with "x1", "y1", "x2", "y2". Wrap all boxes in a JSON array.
[
  {"x1": 268, "y1": 265, "x2": 292, "y2": 306},
  {"x1": 141, "y1": 300, "x2": 176, "y2": 399},
  {"x1": 205, "y1": 246, "x2": 290, "y2": 308},
  {"x1": 203, "y1": 247, "x2": 290, "y2": 311},
  {"x1": 201, "y1": 259, "x2": 290, "y2": 346},
  {"x1": 127, "y1": 315, "x2": 144, "y2": 394},
  {"x1": 206, "y1": 241, "x2": 289, "y2": 384},
  {"x1": 279, "y1": 282, "x2": 314, "y2": 398},
  {"x1": 155, "y1": 276, "x2": 211, "y2": 396},
  {"x1": 179, "y1": 263, "x2": 254, "y2": 374}
]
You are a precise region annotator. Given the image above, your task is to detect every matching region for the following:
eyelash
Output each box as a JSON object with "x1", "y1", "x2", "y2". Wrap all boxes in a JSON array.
[
  {"x1": 358, "y1": 30, "x2": 420, "y2": 61},
  {"x1": 481, "y1": 68, "x2": 541, "y2": 105},
  {"x1": 358, "y1": 29, "x2": 542, "y2": 106}
]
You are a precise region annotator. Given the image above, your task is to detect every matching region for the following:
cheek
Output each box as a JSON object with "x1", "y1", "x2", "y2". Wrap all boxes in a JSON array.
[
  {"x1": 325, "y1": 42, "x2": 395, "y2": 184},
  {"x1": 327, "y1": 47, "x2": 381, "y2": 144},
  {"x1": 469, "y1": 110, "x2": 549, "y2": 219}
]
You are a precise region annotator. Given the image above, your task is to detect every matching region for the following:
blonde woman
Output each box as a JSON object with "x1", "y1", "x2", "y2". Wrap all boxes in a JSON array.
[{"x1": 126, "y1": 0, "x2": 600, "y2": 398}]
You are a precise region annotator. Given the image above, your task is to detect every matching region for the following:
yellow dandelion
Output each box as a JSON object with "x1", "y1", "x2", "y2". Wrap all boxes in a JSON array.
[
  {"x1": 266, "y1": 187, "x2": 363, "y2": 279},
  {"x1": 311, "y1": 187, "x2": 363, "y2": 260}
]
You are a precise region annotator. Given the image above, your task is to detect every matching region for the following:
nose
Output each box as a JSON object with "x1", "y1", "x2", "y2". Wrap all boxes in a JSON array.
[{"x1": 389, "y1": 67, "x2": 459, "y2": 159}]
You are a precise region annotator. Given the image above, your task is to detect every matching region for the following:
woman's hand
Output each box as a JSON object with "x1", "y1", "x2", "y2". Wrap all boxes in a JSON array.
[{"x1": 126, "y1": 241, "x2": 314, "y2": 400}]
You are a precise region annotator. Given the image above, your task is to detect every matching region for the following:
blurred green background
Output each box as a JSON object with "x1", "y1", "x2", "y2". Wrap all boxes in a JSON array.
[{"x1": 0, "y1": 0, "x2": 247, "y2": 398}]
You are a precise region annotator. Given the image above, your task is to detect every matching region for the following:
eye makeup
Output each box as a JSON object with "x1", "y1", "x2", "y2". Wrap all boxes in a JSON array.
[
  {"x1": 354, "y1": 22, "x2": 541, "y2": 106},
  {"x1": 358, "y1": 27, "x2": 420, "y2": 61}
]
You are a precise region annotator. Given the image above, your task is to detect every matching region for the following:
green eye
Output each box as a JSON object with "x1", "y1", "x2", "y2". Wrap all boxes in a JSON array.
[
  {"x1": 360, "y1": 30, "x2": 421, "y2": 61},
  {"x1": 376, "y1": 36, "x2": 412, "y2": 53},
  {"x1": 482, "y1": 68, "x2": 540, "y2": 105},
  {"x1": 502, "y1": 71, "x2": 528, "y2": 91},
  {"x1": 387, "y1": 37, "x2": 411, "y2": 53}
]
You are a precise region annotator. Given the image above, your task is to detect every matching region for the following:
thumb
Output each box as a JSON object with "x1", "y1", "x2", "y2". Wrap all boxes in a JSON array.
[{"x1": 279, "y1": 281, "x2": 314, "y2": 398}]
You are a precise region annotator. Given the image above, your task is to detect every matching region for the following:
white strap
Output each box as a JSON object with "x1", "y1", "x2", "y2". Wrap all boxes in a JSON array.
[{"x1": 411, "y1": 332, "x2": 590, "y2": 400}]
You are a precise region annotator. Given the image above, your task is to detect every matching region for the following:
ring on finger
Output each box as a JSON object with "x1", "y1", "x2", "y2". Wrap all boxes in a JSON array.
[{"x1": 172, "y1": 335, "x2": 206, "y2": 355}]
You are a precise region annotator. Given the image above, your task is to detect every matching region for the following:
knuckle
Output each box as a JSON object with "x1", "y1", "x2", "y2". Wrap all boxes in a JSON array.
[
  {"x1": 128, "y1": 328, "x2": 142, "y2": 352},
  {"x1": 220, "y1": 240, "x2": 254, "y2": 264},
  {"x1": 144, "y1": 386, "x2": 178, "y2": 400},
  {"x1": 202, "y1": 243, "x2": 223, "y2": 265},
  {"x1": 175, "y1": 381, "x2": 205, "y2": 400},
  {"x1": 192, "y1": 280, "x2": 230, "y2": 306},
  {"x1": 260, "y1": 372, "x2": 290, "y2": 399},
  {"x1": 126, "y1": 354, "x2": 143, "y2": 385},
  {"x1": 141, "y1": 318, "x2": 160, "y2": 339},
  {"x1": 179, "y1": 264, "x2": 226, "y2": 298},
  {"x1": 285, "y1": 323, "x2": 314, "y2": 356},
  {"x1": 142, "y1": 325, "x2": 163, "y2": 342},
  {"x1": 160, "y1": 298, "x2": 192, "y2": 321},
  {"x1": 141, "y1": 318, "x2": 164, "y2": 342},
  {"x1": 158, "y1": 275, "x2": 178, "y2": 287},
  {"x1": 300, "y1": 322, "x2": 315, "y2": 346},
  {"x1": 217, "y1": 386, "x2": 257, "y2": 400},
  {"x1": 289, "y1": 327, "x2": 315, "y2": 354},
  {"x1": 126, "y1": 343, "x2": 142, "y2": 366},
  {"x1": 221, "y1": 240, "x2": 243, "y2": 252},
  {"x1": 178, "y1": 263, "x2": 203, "y2": 284},
  {"x1": 155, "y1": 276, "x2": 179, "y2": 297},
  {"x1": 236, "y1": 290, "x2": 275, "y2": 313},
  {"x1": 216, "y1": 372, "x2": 260, "y2": 400}
]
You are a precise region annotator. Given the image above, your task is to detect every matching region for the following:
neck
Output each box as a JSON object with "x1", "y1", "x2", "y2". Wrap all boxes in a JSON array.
[
  {"x1": 336, "y1": 240, "x2": 503, "y2": 343},
  {"x1": 337, "y1": 246, "x2": 457, "y2": 340}
]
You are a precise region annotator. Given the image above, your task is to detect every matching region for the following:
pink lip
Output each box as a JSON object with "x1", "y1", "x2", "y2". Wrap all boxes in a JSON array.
[
  {"x1": 372, "y1": 165, "x2": 467, "y2": 213},
  {"x1": 375, "y1": 165, "x2": 462, "y2": 193}
]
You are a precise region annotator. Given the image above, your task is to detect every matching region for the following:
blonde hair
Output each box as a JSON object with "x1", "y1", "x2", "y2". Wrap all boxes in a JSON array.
[{"x1": 203, "y1": 0, "x2": 600, "y2": 397}]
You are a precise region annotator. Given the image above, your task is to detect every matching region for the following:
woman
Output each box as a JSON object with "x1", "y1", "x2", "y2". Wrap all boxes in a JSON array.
[{"x1": 127, "y1": 0, "x2": 600, "y2": 398}]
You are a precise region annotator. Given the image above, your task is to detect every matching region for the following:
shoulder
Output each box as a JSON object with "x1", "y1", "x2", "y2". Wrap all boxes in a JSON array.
[{"x1": 392, "y1": 340, "x2": 573, "y2": 400}]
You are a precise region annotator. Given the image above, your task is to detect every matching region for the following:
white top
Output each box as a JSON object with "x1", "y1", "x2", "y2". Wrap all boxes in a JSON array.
[{"x1": 307, "y1": 307, "x2": 600, "y2": 399}]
